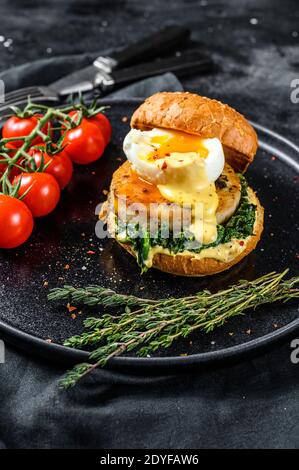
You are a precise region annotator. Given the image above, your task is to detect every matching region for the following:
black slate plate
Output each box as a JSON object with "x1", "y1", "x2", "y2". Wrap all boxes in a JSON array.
[{"x1": 0, "y1": 98, "x2": 298, "y2": 369}]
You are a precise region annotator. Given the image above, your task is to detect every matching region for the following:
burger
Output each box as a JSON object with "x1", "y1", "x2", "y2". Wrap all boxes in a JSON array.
[{"x1": 100, "y1": 92, "x2": 264, "y2": 276}]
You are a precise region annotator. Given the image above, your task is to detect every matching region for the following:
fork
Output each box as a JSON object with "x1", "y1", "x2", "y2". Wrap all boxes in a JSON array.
[{"x1": 0, "y1": 25, "x2": 191, "y2": 114}]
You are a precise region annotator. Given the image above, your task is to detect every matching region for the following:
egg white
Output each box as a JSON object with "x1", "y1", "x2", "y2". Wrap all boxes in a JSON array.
[{"x1": 123, "y1": 128, "x2": 225, "y2": 184}]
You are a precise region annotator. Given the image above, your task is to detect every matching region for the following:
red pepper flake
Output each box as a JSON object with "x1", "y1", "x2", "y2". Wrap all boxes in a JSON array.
[
  {"x1": 67, "y1": 303, "x2": 77, "y2": 313},
  {"x1": 64, "y1": 264, "x2": 70, "y2": 270},
  {"x1": 161, "y1": 161, "x2": 167, "y2": 170},
  {"x1": 239, "y1": 240, "x2": 245, "y2": 246},
  {"x1": 87, "y1": 250, "x2": 96, "y2": 255},
  {"x1": 271, "y1": 156, "x2": 276, "y2": 161}
]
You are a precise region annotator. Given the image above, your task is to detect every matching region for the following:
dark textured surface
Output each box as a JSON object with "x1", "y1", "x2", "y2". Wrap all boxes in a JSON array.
[
  {"x1": 0, "y1": 0, "x2": 298, "y2": 449},
  {"x1": 0, "y1": 0, "x2": 299, "y2": 138}
]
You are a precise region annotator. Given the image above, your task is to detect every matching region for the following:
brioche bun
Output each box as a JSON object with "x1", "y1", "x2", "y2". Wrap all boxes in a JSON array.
[{"x1": 131, "y1": 92, "x2": 258, "y2": 173}]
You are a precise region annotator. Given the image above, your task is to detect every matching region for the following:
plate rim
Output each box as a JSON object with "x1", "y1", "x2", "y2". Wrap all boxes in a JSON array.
[
  {"x1": 0, "y1": 97, "x2": 298, "y2": 368},
  {"x1": 1, "y1": 315, "x2": 299, "y2": 368}
]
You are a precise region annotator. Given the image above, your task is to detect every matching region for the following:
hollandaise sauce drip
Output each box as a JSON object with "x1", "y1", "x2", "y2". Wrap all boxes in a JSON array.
[
  {"x1": 157, "y1": 155, "x2": 218, "y2": 245},
  {"x1": 148, "y1": 131, "x2": 218, "y2": 245}
]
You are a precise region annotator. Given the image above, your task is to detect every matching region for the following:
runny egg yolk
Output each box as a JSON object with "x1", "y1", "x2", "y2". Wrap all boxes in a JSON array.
[
  {"x1": 148, "y1": 131, "x2": 209, "y2": 161},
  {"x1": 123, "y1": 128, "x2": 224, "y2": 245},
  {"x1": 148, "y1": 131, "x2": 218, "y2": 245}
]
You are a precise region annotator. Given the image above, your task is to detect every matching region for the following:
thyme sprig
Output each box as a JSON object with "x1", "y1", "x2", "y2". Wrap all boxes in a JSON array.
[{"x1": 48, "y1": 270, "x2": 299, "y2": 388}]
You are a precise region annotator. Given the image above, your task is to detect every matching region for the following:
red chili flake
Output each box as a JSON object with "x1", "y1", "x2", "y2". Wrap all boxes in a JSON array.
[
  {"x1": 87, "y1": 250, "x2": 96, "y2": 255},
  {"x1": 67, "y1": 303, "x2": 77, "y2": 313},
  {"x1": 271, "y1": 156, "x2": 276, "y2": 161},
  {"x1": 239, "y1": 241, "x2": 245, "y2": 246},
  {"x1": 161, "y1": 161, "x2": 167, "y2": 170}
]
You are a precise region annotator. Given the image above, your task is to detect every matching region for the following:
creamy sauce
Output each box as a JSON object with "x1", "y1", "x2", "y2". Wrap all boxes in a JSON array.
[
  {"x1": 143, "y1": 238, "x2": 248, "y2": 268},
  {"x1": 116, "y1": 188, "x2": 257, "y2": 269},
  {"x1": 123, "y1": 129, "x2": 224, "y2": 245},
  {"x1": 144, "y1": 131, "x2": 217, "y2": 244},
  {"x1": 156, "y1": 153, "x2": 218, "y2": 244}
]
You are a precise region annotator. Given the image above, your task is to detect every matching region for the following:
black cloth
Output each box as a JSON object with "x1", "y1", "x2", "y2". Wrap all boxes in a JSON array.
[
  {"x1": 0, "y1": 53, "x2": 298, "y2": 450},
  {"x1": 0, "y1": 342, "x2": 298, "y2": 449}
]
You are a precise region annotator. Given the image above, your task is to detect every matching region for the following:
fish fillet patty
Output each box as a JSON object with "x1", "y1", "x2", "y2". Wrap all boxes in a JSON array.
[{"x1": 102, "y1": 161, "x2": 241, "y2": 226}]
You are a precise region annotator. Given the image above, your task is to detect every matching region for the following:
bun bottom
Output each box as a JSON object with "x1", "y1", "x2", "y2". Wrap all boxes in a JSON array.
[{"x1": 114, "y1": 188, "x2": 264, "y2": 277}]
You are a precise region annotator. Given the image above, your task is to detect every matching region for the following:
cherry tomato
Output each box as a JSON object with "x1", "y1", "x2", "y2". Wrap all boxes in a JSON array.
[
  {"x1": 67, "y1": 111, "x2": 112, "y2": 146},
  {"x1": 28, "y1": 147, "x2": 73, "y2": 189},
  {"x1": 63, "y1": 121, "x2": 105, "y2": 165},
  {"x1": 89, "y1": 113, "x2": 112, "y2": 145},
  {"x1": 0, "y1": 194, "x2": 34, "y2": 248},
  {"x1": 14, "y1": 172, "x2": 61, "y2": 217},
  {"x1": 2, "y1": 114, "x2": 51, "y2": 148}
]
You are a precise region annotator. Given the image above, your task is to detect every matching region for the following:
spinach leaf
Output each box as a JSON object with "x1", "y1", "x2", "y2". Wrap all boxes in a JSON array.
[{"x1": 115, "y1": 175, "x2": 256, "y2": 270}]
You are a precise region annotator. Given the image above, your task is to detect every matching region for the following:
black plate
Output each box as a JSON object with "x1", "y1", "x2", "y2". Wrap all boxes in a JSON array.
[{"x1": 0, "y1": 98, "x2": 298, "y2": 369}]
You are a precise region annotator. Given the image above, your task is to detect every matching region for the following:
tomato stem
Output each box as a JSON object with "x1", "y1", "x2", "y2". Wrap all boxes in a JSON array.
[{"x1": 0, "y1": 99, "x2": 106, "y2": 196}]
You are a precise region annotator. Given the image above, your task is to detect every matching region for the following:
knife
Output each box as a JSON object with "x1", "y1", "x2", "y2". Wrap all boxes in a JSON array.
[
  {"x1": 51, "y1": 25, "x2": 190, "y2": 96},
  {"x1": 52, "y1": 51, "x2": 214, "y2": 96}
]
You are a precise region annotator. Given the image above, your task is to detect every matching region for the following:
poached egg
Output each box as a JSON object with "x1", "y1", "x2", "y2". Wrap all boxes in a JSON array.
[{"x1": 123, "y1": 128, "x2": 225, "y2": 244}]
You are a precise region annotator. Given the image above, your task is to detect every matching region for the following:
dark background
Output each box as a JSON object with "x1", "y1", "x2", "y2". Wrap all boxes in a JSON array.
[
  {"x1": 0, "y1": 0, "x2": 299, "y2": 449},
  {"x1": 1, "y1": 0, "x2": 299, "y2": 140}
]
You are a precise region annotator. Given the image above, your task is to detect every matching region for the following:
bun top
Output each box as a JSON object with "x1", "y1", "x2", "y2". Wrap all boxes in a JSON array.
[{"x1": 130, "y1": 92, "x2": 258, "y2": 172}]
